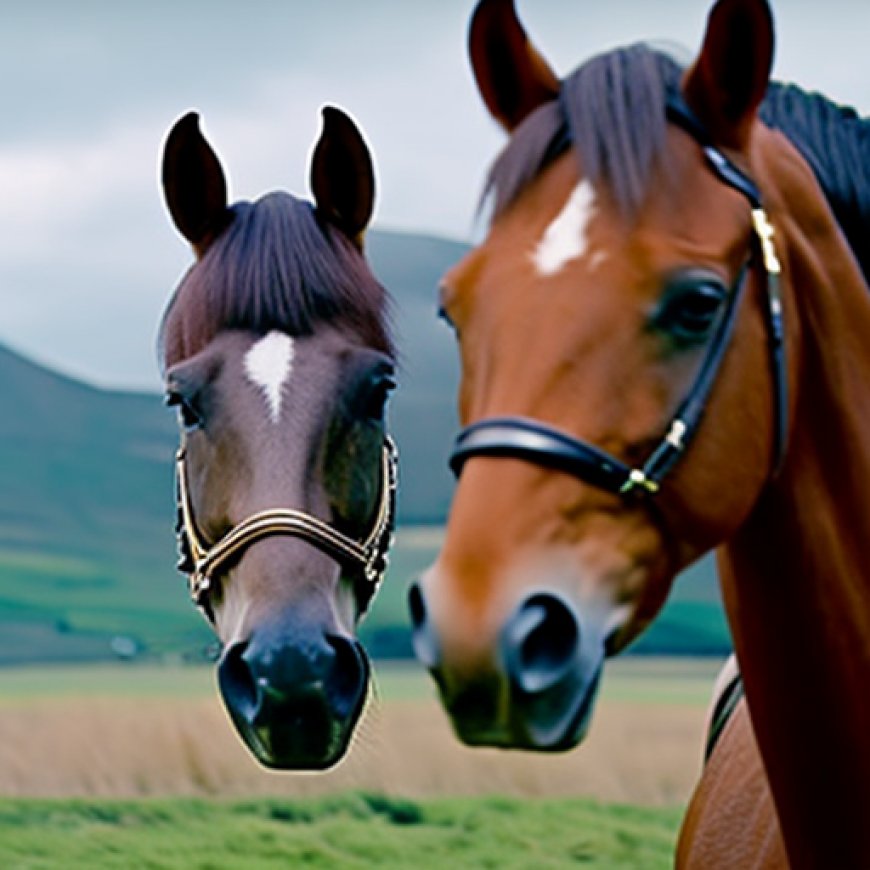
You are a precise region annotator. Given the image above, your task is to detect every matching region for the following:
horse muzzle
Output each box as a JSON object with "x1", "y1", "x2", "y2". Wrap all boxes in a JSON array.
[
  {"x1": 217, "y1": 627, "x2": 370, "y2": 770},
  {"x1": 410, "y1": 581, "x2": 606, "y2": 751}
]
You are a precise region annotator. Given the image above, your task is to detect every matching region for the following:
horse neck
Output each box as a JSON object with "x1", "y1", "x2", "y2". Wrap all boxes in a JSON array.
[{"x1": 717, "y1": 176, "x2": 870, "y2": 865}]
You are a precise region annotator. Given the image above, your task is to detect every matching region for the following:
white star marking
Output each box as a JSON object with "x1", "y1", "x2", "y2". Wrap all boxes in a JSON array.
[
  {"x1": 532, "y1": 179, "x2": 597, "y2": 277},
  {"x1": 244, "y1": 331, "x2": 295, "y2": 424}
]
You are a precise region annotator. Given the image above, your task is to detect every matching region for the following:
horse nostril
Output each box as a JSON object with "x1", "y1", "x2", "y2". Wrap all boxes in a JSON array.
[
  {"x1": 503, "y1": 593, "x2": 580, "y2": 695},
  {"x1": 408, "y1": 581, "x2": 426, "y2": 629},
  {"x1": 217, "y1": 640, "x2": 259, "y2": 720},
  {"x1": 408, "y1": 580, "x2": 441, "y2": 670},
  {"x1": 324, "y1": 634, "x2": 369, "y2": 719}
]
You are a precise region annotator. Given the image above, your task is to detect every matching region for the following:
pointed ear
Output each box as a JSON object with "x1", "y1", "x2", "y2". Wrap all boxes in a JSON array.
[
  {"x1": 683, "y1": 0, "x2": 774, "y2": 150},
  {"x1": 468, "y1": 0, "x2": 560, "y2": 132},
  {"x1": 161, "y1": 112, "x2": 230, "y2": 257},
  {"x1": 310, "y1": 106, "x2": 375, "y2": 247}
]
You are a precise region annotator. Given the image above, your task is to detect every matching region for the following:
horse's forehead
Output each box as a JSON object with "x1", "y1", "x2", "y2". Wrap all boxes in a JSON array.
[
  {"x1": 241, "y1": 330, "x2": 359, "y2": 428},
  {"x1": 206, "y1": 329, "x2": 345, "y2": 423},
  {"x1": 447, "y1": 173, "x2": 611, "y2": 318},
  {"x1": 500, "y1": 134, "x2": 748, "y2": 284}
]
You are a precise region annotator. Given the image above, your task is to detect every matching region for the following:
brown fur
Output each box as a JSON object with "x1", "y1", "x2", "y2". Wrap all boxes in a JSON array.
[{"x1": 421, "y1": 0, "x2": 870, "y2": 866}]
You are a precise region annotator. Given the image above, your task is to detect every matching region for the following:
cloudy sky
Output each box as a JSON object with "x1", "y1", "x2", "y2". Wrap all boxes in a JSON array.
[{"x1": 1, "y1": 0, "x2": 867, "y2": 390}]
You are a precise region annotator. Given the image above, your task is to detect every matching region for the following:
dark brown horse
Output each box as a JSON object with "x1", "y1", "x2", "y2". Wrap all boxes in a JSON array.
[
  {"x1": 409, "y1": 0, "x2": 870, "y2": 865},
  {"x1": 159, "y1": 107, "x2": 397, "y2": 770}
]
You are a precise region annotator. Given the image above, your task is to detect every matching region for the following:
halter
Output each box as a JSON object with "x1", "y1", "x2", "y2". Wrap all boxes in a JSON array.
[
  {"x1": 175, "y1": 436, "x2": 398, "y2": 622},
  {"x1": 450, "y1": 96, "x2": 787, "y2": 496}
]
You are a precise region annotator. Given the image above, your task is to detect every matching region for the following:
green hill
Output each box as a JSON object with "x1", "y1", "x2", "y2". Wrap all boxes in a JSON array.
[
  {"x1": 0, "y1": 229, "x2": 728, "y2": 663},
  {"x1": 367, "y1": 230, "x2": 464, "y2": 522},
  {"x1": 0, "y1": 343, "x2": 195, "y2": 661}
]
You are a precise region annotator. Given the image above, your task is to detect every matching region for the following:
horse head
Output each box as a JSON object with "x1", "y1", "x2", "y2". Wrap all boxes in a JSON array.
[
  {"x1": 410, "y1": 0, "x2": 784, "y2": 750},
  {"x1": 160, "y1": 107, "x2": 396, "y2": 769}
]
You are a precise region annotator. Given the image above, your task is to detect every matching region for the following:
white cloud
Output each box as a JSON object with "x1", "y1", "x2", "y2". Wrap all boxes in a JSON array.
[{"x1": 0, "y1": 0, "x2": 866, "y2": 389}]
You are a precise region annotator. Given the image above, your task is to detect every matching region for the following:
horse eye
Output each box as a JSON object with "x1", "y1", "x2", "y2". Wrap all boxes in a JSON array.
[
  {"x1": 362, "y1": 375, "x2": 396, "y2": 421},
  {"x1": 655, "y1": 280, "x2": 728, "y2": 343},
  {"x1": 165, "y1": 391, "x2": 203, "y2": 432}
]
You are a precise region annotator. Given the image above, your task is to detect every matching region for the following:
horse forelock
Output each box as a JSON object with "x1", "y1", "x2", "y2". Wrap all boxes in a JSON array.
[
  {"x1": 483, "y1": 45, "x2": 682, "y2": 223},
  {"x1": 484, "y1": 42, "x2": 869, "y2": 284},
  {"x1": 159, "y1": 191, "x2": 393, "y2": 372}
]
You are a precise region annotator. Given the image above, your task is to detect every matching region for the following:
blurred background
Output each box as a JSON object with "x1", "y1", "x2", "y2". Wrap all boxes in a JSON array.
[{"x1": 0, "y1": 2, "x2": 866, "y2": 863}]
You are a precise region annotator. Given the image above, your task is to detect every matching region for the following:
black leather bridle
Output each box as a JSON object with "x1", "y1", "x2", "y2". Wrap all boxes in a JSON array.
[
  {"x1": 450, "y1": 97, "x2": 787, "y2": 496},
  {"x1": 175, "y1": 436, "x2": 398, "y2": 623}
]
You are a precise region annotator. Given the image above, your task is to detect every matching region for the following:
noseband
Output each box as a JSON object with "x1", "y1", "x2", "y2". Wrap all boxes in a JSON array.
[
  {"x1": 450, "y1": 96, "x2": 787, "y2": 496},
  {"x1": 175, "y1": 436, "x2": 398, "y2": 622}
]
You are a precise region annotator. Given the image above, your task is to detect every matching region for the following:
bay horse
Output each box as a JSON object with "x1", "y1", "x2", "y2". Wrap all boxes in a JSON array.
[
  {"x1": 159, "y1": 107, "x2": 397, "y2": 770},
  {"x1": 408, "y1": 0, "x2": 870, "y2": 865}
]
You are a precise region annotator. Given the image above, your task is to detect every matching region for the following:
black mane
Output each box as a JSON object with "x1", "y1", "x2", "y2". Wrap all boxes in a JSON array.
[
  {"x1": 484, "y1": 44, "x2": 870, "y2": 282},
  {"x1": 759, "y1": 84, "x2": 870, "y2": 281},
  {"x1": 160, "y1": 191, "x2": 392, "y2": 370}
]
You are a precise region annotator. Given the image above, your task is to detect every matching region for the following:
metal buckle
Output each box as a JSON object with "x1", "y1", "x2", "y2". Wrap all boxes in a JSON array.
[
  {"x1": 751, "y1": 208, "x2": 782, "y2": 277},
  {"x1": 619, "y1": 469, "x2": 660, "y2": 496}
]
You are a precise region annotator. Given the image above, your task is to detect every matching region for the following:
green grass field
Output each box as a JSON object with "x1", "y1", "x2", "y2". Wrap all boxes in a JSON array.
[
  {"x1": 0, "y1": 793, "x2": 681, "y2": 869},
  {"x1": 0, "y1": 660, "x2": 717, "y2": 868}
]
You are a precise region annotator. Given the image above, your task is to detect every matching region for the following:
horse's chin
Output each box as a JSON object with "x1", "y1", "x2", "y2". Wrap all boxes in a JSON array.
[
  {"x1": 446, "y1": 662, "x2": 604, "y2": 753},
  {"x1": 221, "y1": 673, "x2": 369, "y2": 772},
  {"x1": 231, "y1": 707, "x2": 360, "y2": 771}
]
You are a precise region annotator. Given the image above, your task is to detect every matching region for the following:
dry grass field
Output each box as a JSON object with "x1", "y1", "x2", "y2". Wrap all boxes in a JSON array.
[{"x1": 0, "y1": 658, "x2": 722, "y2": 805}]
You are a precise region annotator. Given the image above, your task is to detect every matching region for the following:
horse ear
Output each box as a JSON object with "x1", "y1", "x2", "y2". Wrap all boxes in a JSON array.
[
  {"x1": 310, "y1": 106, "x2": 375, "y2": 247},
  {"x1": 683, "y1": 0, "x2": 774, "y2": 149},
  {"x1": 161, "y1": 112, "x2": 230, "y2": 257},
  {"x1": 468, "y1": 0, "x2": 560, "y2": 132}
]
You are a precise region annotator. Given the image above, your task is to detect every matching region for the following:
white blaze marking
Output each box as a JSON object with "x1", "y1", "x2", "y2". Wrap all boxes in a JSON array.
[
  {"x1": 532, "y1": 179, "x2": 596, "y2": 277},
  {"x1": 244, "y1": 331, "x2": 294, "y2": 423}
]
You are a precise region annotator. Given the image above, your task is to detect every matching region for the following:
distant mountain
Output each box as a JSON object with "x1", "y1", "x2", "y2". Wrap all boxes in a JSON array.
[
  {"x1": 0, "y1": 343, "x2": 186, "y2": 662},
  {"x1": 0, "y1": 229, "x2": 468, "y2": 663},
  {"x1": 367, "y1": 231, "x2": 466, "y2": 522},
  {"x1": 0, "y1": 229, "x2": 727, "y2": 663},
  {"x1": 0, "y1": 343, "x2": 175, "y2": 556}
]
